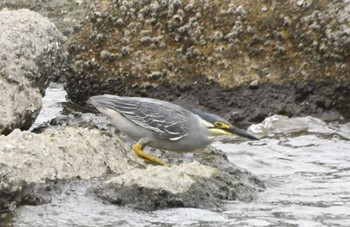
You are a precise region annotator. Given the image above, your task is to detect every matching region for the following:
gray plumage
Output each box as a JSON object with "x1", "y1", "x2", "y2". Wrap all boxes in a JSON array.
[
  {"x1": 89, "y1": 95, "x2": 258, "y2": 153},
  {"x1": 93, "y1": 96, "x2": 190, "y2": 141}
]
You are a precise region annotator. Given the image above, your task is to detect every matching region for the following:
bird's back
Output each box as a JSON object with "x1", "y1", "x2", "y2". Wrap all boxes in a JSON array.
[{"x1": 90, "y1": 95, "x2": 194, "y2": 141}]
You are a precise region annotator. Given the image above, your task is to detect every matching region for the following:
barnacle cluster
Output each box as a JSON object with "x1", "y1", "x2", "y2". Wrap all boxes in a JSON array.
[{"x1": 67, "y1": 0, "x2": 350, "y2": 106}]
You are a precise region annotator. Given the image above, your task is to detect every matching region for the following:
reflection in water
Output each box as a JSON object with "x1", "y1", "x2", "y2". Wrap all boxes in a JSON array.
[{"x1": 2, "y1": 84, "x2": 350, "y2": 226}]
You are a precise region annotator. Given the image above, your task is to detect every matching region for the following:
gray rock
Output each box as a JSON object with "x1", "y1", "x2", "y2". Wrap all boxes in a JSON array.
[
  {"x1": 0, "y1": 126, "x2": 131, "y2": 211},
  {"x1": 0, "y1": 9, "x2": 66, "y2": 134},
  {"x1": 0, "y1": 0, "x2": 95, "y2": 36},
  {"x1": 0, "y1": 124, "x2": 264, "y2": 212},
  {"x1": 93, "y1": 160, "x2": 263, "y2": 211},
  {"x1": 65, "y1": 0, "x2": 350, "y2": 124}
]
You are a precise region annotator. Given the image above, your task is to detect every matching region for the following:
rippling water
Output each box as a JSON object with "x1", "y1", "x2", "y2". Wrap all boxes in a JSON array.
[
  {"x1": 220, "y1": 116, "x2": 350, "y2": 226},
  {"x1": 1, "y1": 83, "x2": 350, "y2": 226}
]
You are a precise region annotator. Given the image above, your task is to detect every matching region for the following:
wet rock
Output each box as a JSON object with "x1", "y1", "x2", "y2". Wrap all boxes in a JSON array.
[
  {"x1": 93, "y1": 140, "x2": 264, "y2": 211},
  {"x1": 0, "y1": 9, "x2": 66, "y2": 135},
  {"x1": 65, "y1": 0, "x2": 350, "y2": 125},
  {"x1": 94, "y1": 161, "x2": 261, "y2": 211},
  {"x1": 0, "y1": 120, "x2": 264, "y2": 212}
]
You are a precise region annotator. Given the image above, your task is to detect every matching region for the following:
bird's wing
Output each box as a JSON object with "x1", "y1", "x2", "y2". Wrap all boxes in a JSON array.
[{"x1": 108, "y1": 98, "x2": 190, "y2": 141}]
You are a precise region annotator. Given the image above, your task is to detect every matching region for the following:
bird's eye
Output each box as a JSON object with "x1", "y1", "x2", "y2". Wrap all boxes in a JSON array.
[
  {"x1": 214, "y1": 121, "x2": 229, "y2": 129},
  {"x1": 214, "y1": 122, "x2": 223, "y2": 128}
]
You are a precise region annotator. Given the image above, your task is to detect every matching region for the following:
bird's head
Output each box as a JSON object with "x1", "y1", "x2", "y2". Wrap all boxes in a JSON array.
[{"x1": 192, "y1": 110, "x2": 259, "y2": 140}]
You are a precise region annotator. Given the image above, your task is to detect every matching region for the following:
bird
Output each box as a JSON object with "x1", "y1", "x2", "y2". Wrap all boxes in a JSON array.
[{"x1": 88, "y1": 95, "x2": 258, "y2": 166}]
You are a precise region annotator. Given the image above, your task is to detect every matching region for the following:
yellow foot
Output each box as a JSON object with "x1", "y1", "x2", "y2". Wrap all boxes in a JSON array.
[{"x1": 132, "y1": 143, "x2": 170, "y2": 166}]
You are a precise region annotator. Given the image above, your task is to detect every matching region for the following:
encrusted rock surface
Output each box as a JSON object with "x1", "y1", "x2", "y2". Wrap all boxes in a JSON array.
[
  {"x1": 0, "y1": 119, "x2": 264, "y2": 212},
  {"x1": 66, "y1": 0, "x2": 350, "y2": 124},
  {"x1": 0, "y1": 9, "x2": 66, "y2": 134},
  {"x1": 0, "y1": 125, "x2": 130, "y2": 211},
  {"x1": 94, "y1": 159, "x2": 263, "y2": 211}
]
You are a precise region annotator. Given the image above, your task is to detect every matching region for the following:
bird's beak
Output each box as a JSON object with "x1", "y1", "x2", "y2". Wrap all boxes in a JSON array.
[{"x1": 225, "y1": 126, "x2": 259, "y2": 140}]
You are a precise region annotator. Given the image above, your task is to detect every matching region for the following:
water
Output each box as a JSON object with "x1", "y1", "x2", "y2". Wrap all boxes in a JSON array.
[
  {"x1": 1, "y1": 83, "x2": 350, "y2": 226},
  {"x1": 30, "y1": 82, "x2": 67, "y2": 130},
  {"x1": 220, "y1": 116, "x2": 350, "y2": 226}
]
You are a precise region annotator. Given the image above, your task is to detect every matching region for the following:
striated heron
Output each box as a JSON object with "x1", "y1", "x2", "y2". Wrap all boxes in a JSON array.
[{"x1": 89, "y1": 95, "x2": 258, "y2": 165}]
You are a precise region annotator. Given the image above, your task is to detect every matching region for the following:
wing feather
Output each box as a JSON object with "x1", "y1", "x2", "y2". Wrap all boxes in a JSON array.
[{"x1": 107, "y1": 97, "x2": 189, "y2": 140}]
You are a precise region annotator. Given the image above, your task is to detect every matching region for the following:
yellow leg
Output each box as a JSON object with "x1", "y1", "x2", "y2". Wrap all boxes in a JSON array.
[{"x1": 132, "y1": 143, "x2": 170, "y2": 166}]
